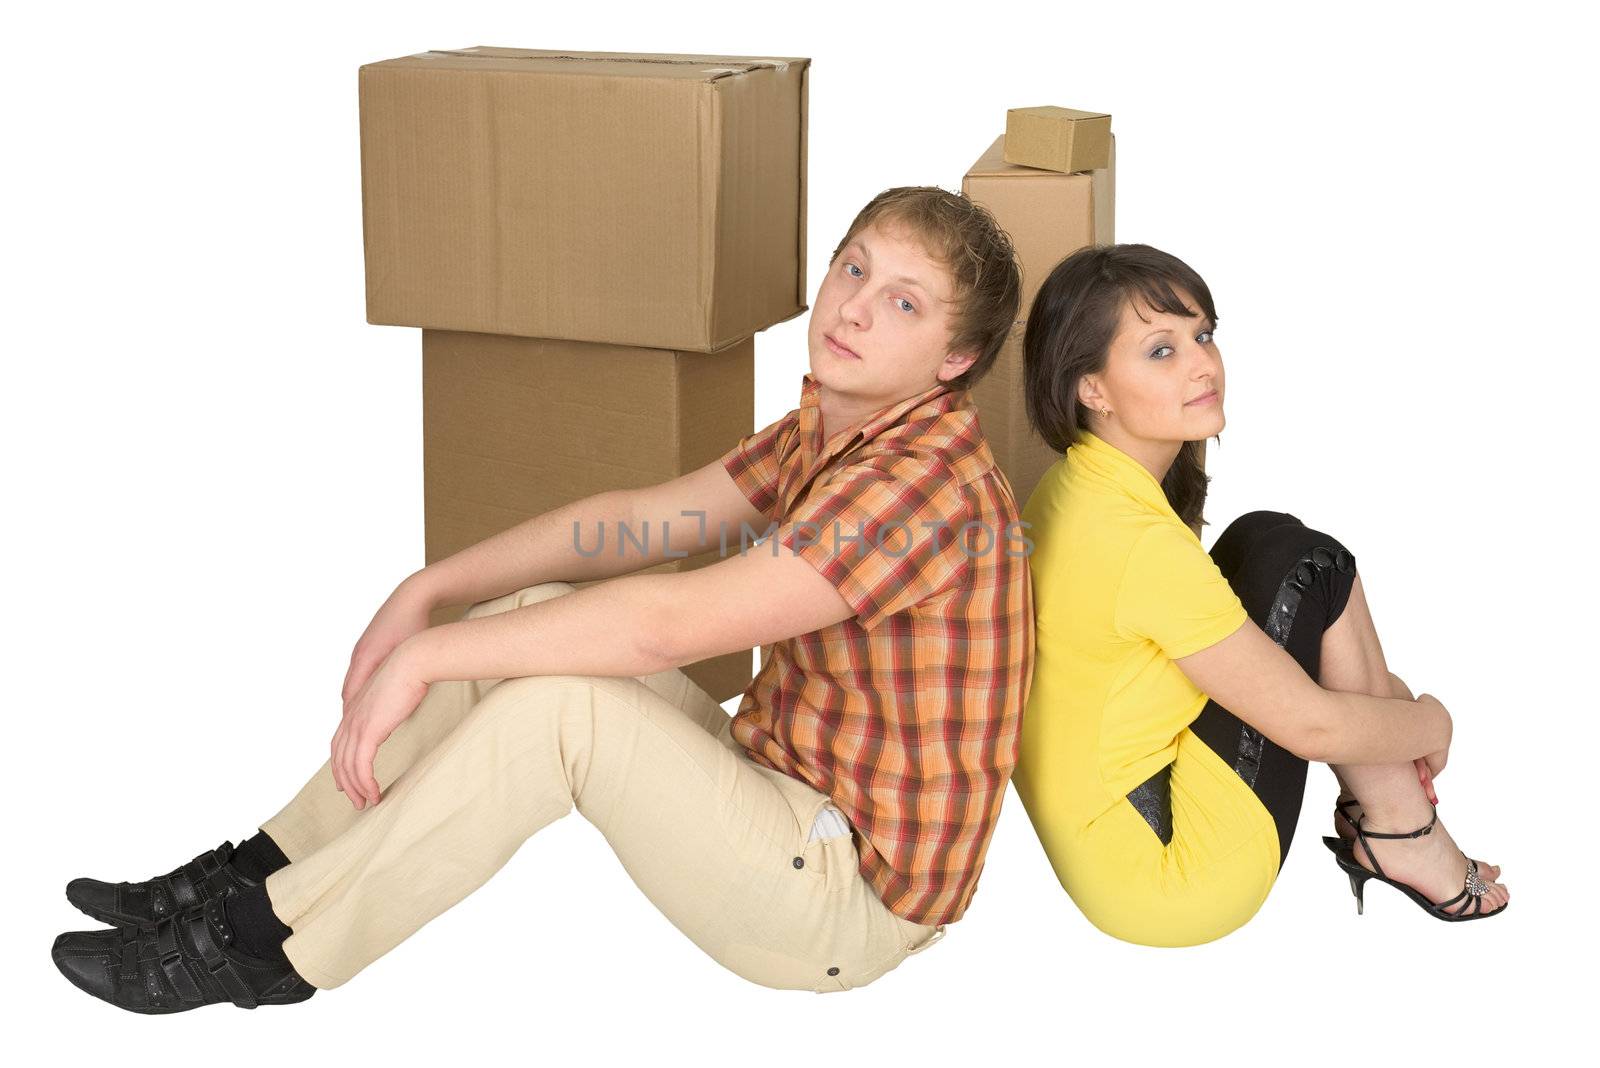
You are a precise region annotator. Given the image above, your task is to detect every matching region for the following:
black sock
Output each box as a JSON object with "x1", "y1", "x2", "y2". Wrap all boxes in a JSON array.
[
  {"x1": 230, "y1": 830, "x2": 290, "y2": 883},
  {"x1": 222, "y1": 881, "x2": 294, "y2": 963}
]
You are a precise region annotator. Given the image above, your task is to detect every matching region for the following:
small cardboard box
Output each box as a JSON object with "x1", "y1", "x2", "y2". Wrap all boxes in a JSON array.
[
  {"x1": 421, "y1": 329, "x2": 757, "y2": 701},
  {"x1": 1003, "y1": 106, "x2": 1112, "y2": 173},
  {"x1": 360, "y1": 47, "x2": 811, "y2": 352}
]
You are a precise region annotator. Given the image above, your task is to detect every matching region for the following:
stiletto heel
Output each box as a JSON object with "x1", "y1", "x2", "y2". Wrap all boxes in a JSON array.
[
  {"x1": 1328, "y1": 804, "x2": 1505, "y2": 922},
  {"x1": 1345, "y1": 868, "x2": 1368, "y2": 915}
]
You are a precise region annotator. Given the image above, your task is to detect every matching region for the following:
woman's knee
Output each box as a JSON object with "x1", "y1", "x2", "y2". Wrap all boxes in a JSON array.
[
  {"x1": 1216, "y1": 513, "x2": 1354, "y2": 583},
  {"x1": 1217, "y1": 515, "x2": 1358, "y2": 636}
]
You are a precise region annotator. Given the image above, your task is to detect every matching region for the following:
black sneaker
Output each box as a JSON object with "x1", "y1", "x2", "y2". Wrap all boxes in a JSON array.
[
  {"x1": 52, "y1": 887, "x2": 316, "y2": 1014},
  {"x1": 66, "y1": 841, "x2": 259, "y2": 927}
]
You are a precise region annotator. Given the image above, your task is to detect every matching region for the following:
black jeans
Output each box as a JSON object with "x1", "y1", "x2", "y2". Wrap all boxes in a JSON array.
[{"x1": 1189, "y1": 510, "x2": 1358, "y2": 869}]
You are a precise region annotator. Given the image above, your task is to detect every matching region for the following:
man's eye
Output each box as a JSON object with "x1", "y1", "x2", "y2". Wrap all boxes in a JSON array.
[
  {"x1": 1149, "y1": 345, "x2": 1174, "y2": 360},
  {"x1": 845, "y1": 263, "x2": 863, "y2": 278},
  {"x1": 897, "y1": 298, "x2": 916, "y2": 313}
]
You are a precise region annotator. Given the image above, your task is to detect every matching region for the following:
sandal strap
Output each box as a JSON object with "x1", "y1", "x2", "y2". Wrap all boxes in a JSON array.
[
  {"x1": 1354, "y1": 805, "x2": 1437, "y2": 840},
  {"x1": 1353, "y1": 805, "x2": 1439, "y2": 882},
  {"x1": 1357, "y1": 826, "x2": 1495, "y2": 918}
]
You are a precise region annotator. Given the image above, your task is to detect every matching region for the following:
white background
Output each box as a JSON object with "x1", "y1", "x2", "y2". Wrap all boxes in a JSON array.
[{"x1": 5, "y1": 0, "x2": 1593, "y2": 1062}]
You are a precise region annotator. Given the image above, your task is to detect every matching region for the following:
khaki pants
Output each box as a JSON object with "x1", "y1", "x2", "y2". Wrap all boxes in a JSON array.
[{"x1": 260, "y1": 581, "x2": 945, "y2": 993}]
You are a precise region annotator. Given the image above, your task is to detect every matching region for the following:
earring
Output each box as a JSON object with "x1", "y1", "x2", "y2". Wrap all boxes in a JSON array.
[{"x1": 1100, "y1": 408, "x2": 1111, "y2": 417}]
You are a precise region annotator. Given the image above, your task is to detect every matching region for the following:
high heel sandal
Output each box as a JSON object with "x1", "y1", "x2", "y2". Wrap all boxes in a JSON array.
[
  {"x1": 1332, "y1": 804, "x2": 1504, "y2": 921},
  {"x1": 1320, "y1": 797, "x2": 1363, "y2": 858}
]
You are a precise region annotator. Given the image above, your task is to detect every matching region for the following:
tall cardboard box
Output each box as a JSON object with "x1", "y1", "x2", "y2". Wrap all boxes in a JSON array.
[
  {"x1": 964, "y1": 130, "x2": 1205, "y2": 535},
  {"x1": 964, "y1": 133, "x2": 1115, "y2": 319},
  {"x1": 360, "y1": 47, "x2": 811, "y2": 352},
  {"x1": 963, "y1": 134, "x2": 1115, "y2": 508},
  {"x1": 421, "y1": 330, "x2": 757, "y2": 701}
]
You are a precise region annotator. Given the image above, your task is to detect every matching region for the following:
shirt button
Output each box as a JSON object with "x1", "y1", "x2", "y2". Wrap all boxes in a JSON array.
[
  {"x1": 827, "y1": 967, "x2": 840, "y2": 976},
  {"x1": 792, "y1": 857, "x2": 805, "y2": 869}
]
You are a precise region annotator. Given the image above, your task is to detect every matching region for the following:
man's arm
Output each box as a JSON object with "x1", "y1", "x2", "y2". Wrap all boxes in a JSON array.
[
  {"x1": 409, "y1": 458, "x2": 772, "y2": 612},
  {"x1": 397, "y1": 526, "x2": 853, "y2": 684}
]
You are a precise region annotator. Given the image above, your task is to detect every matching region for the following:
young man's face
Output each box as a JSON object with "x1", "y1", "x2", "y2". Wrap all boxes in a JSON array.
[{"x1": 807, "y1": 220, "x2": 976, "y2": 418}]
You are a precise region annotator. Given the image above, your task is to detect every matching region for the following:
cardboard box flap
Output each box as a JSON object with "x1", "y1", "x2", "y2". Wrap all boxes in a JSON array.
[{"x1": 372, "y1": 46, "x2": 807, "y2": 80}]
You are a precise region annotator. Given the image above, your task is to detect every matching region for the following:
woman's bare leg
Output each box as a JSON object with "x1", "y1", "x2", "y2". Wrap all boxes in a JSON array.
[{"x1": 1316, "y1": 574, "x2": 1507, "y2": 911}]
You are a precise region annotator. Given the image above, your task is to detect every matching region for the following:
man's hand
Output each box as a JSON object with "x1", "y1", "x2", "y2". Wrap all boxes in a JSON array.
[
  {"x1": 330, "y1": 643, "x2": 430, "y2": 810},
  {"x1": 342, "y1": 579, "x2": 435, "y2": 715}
]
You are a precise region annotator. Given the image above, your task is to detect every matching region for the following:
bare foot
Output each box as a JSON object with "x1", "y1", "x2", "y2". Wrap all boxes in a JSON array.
[{"x1": 1346, "y1": 804, "x2": 1509, "y2": 915}]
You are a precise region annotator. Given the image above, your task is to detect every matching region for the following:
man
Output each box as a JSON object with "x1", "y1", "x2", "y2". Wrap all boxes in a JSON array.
[{"x1": 52, "y1": 186, "x2": 1033, "y2": 1010}]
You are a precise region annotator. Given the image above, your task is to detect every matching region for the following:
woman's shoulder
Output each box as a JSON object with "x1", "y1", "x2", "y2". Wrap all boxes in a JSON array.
[{"x1": 1024, "y1": 458, "x2": 1162, "y2": 542}]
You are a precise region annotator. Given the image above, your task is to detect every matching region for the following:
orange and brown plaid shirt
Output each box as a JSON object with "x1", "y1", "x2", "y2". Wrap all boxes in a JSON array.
[{"x1": 718, "y1": 372, "x2": 1034, "y2": 926}]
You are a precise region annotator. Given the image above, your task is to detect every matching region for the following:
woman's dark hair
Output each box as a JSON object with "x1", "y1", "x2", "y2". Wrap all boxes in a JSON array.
[{"x1": 1022, "y1": 243, "x2": 1220, "y2": 529}]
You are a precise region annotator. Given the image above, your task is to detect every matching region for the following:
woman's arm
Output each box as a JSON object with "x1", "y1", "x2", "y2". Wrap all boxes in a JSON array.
[{"x1": 1174, "y1": 620, "x2": 1451, "y2": 765}]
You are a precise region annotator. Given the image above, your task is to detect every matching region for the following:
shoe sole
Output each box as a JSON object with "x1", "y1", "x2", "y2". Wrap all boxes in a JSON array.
[
  {"x1": 1332, "y1": 850, "x2": 1508, "y2": 921},
  {"x1": 52, "y1": 945, "x2": 316, "y2": 1014}
]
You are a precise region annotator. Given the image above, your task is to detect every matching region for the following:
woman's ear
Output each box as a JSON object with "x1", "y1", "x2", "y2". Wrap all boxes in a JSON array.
[{"x1": 1077, "y1": 374, "x2": 1105, "y2": 412}]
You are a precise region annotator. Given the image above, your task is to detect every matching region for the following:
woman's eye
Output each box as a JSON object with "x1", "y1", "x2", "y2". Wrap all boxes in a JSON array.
[
  {"x1": 845, "y1": 262, "x2": 863, "y2": 278},
  {"x1": 1149, "y1": 345, "x2": 1174, "y2": 360},
  {"x1": 897, "y1": 298, "x2": 916, "y2": 313},
  {"x1": 1197, "y1": 330, "x2": 1214, "y2": 343}
]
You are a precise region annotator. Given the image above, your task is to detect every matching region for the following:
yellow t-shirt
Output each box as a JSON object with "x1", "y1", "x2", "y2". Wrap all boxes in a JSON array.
[{"x1": 1015, "y1": 430, "x2": 1279, "y2": 946}]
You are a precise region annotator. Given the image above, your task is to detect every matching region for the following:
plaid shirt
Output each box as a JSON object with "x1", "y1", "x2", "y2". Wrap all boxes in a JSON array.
[{"x1": 718, "y1": 372, "x2": 1034, "y2": 926}]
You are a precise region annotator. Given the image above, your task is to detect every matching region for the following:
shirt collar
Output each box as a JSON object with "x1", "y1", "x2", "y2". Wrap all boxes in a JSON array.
[
  {"x1": 1070, "y1": 429, "x2": 1181, "y2": 523},
  {"x1": 797, "y1": 371, "x2": 968, "y2": 467}
]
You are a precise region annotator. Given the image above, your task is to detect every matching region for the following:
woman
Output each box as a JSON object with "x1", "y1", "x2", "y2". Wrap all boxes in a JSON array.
[{"x1": 1012, "y1": 243, "x2": 1507, "y2": 947}]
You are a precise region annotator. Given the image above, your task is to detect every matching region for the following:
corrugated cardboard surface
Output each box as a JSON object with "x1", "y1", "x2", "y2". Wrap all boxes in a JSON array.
[
  {"x1": 360, "y1": 47, "x2": 810, "y2": 352},
  {"x1": 1004, "y1": 106, "x2": 1112, "y2": 173},
  {"x1": 965, "y1": 133, "x2": 1115, "y2": 510},
  {"x1": 421, "y1": 329, "x2": 756, "y2": 700},
  {"x1": 970, "y1": 322, "x2": 1050, "y2": 511},
  {"x1": 963, "y1": 133, "x2": 1116, "y2": 318}
]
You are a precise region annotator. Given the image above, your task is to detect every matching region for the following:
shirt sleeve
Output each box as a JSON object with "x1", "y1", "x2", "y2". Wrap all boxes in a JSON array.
[
  {"x1": 1114, "y1": 522, "x2": 1249, "y2": 659},
  {"x1": 717, "y1": 410, "x2": 798, "y2": 522},
  {"x1": 776, "y1": 458, "x2": 972, "y2": 631}
]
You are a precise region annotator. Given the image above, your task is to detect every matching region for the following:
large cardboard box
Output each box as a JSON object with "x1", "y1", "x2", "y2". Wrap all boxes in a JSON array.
[
  {"x1": 421, "y1": 329, "x2": 757, "y2": 701},
  {"x1": 360, "y1": 47, "x2": 810, "y2": 352},
  {"x1": 963, "y1": 133, "x2": 1115, "y2": 509}
]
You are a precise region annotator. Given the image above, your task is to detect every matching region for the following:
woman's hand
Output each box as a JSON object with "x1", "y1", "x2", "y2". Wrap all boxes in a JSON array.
[
  {"x1": 330, "y1": 644, "x2": 430, "y2": 810},
  {"x1": 1414, "y1": 758, "x2": 1438, "y2": 805},
  {"x1": 342, "y1": 578, "x2": 435, "y2": 715}
]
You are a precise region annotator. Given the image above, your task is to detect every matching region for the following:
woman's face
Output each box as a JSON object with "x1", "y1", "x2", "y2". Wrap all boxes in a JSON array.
[{"x1": 1080, "y1": 293, "x2": 1225, "y2": 443}]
